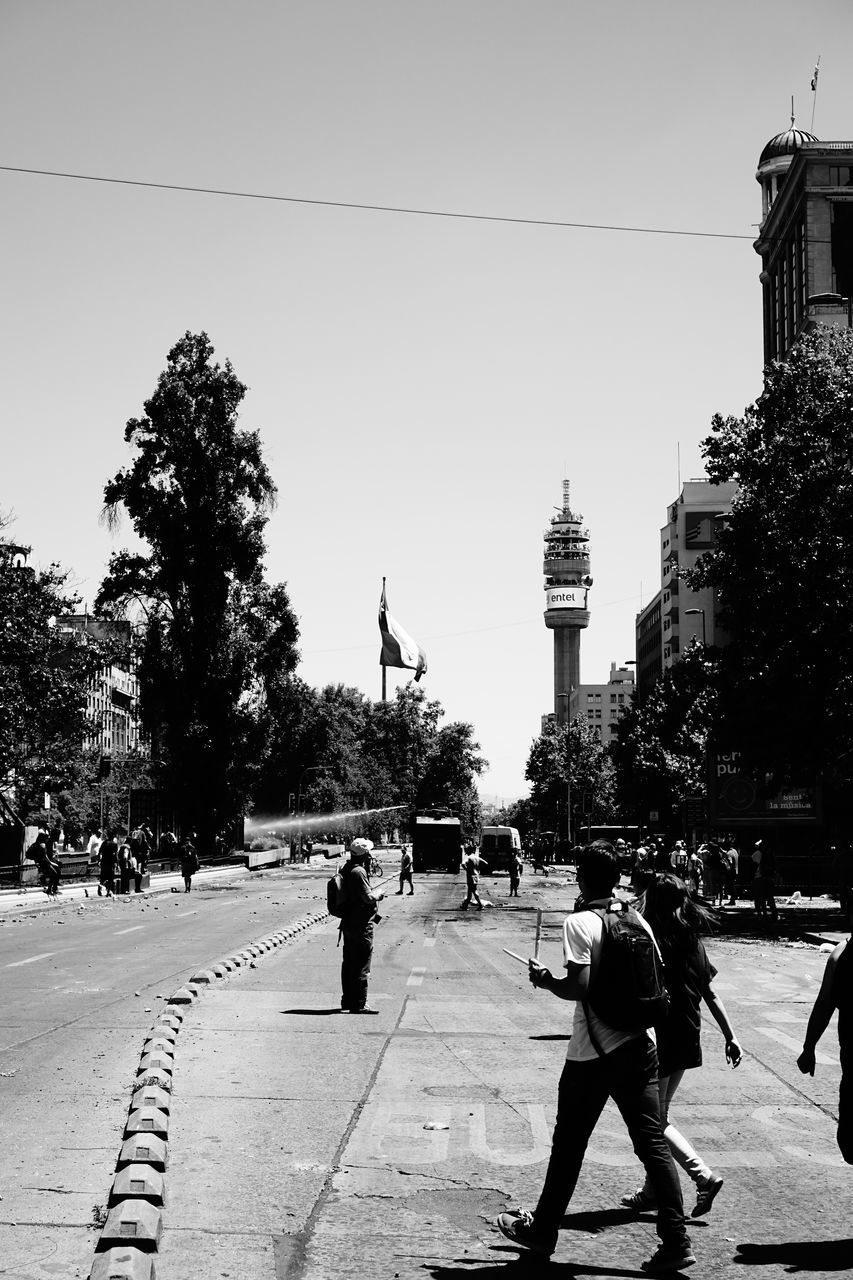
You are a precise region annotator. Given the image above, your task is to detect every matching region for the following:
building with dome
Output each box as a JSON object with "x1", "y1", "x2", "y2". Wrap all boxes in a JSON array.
[{"x1": 755, "y1": 121, "x2": 853, "y2": 363}]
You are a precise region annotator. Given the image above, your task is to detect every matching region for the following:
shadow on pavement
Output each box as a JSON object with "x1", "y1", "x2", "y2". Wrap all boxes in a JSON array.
[
  {"x1": 427, "y1": 1256, "x2": 646, "y2": 1278},
  {"x1": 280, "y1": 1007, "x2": 344, "y2": 1015},
  {"x1": 529, "y1": 1034, "x2": 572, "y2": 1042},
  {"x1": 733, "y1": 1239, "x2": 853, "y2": 1271},
  {"x1": 558, "y1": 1208, "x2": 639, "y2": 1234}
]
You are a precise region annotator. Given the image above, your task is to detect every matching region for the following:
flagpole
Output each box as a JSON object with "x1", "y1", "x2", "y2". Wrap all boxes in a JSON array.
[{"x1": 381, "y1": 576, "x2": 387, "y2": 702}]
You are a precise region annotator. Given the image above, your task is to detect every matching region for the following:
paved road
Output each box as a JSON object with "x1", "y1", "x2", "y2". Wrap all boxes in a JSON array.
[
  {"x1": 142, "y1": 872, "x2": 849, "y2": 1280},
  {"x1": 0, "y1": 864, "x2": 335, "y2": 1280}
]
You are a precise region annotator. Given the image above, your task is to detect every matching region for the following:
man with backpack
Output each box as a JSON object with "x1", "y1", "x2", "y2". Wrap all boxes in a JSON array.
[
  {"x1": 496, "y1": 841, "x2": 694, "y2": 1274},
  {"x1": 336, "y1": 837, "x2": 386, "y2": 1014}
]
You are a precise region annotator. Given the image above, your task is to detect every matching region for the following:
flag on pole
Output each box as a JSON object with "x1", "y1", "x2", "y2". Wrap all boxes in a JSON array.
[
  {"x1": 379, "y1": 582, "x2": 427, "y2": 682},
  {"x1": 811, "y1": 57, "x2": 820, "y2": 92}
]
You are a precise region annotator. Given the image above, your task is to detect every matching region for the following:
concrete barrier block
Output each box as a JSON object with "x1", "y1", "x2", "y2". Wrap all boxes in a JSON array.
[
  {"x1": 141, "y1": 1039, "x2": 175, "y2": 1062},
  {"x1": 210, "y1": 963, "x2": 229, "y2": 977},
  {"x1": 117, "y1": 1134, "x2": 167, "y2": 1170},
  {"x1": 130, "y1": 1084, "x2": 171, "y2": 1114},
  {"x1": 158, "y1": 1008, "x2": 183, "y2": 1026},
  {"x1": 189, "y1": 969, "x2": 215, "y2": 984},
  {"x1": 134, "y1": 1066, "x2": 171, "y2": 1091},
  {"x1": 169, "y1": 985, "x2": 198, "y2": 1004},
  {"x1": 100, "y1": 1200, "x2": 162, "y2": 1249},
  {"x1": 109, "y1": 1164, "x2": 165, "y2": 1206},
  {"x1": 90, "y1": 1245, "x2": 157, "y2": 1279},
  {"x1": 124, "y1": 1107, "x2": 169, "y2": 1140},
  {"x1": 137, "y1": 1052, "x2": 172, "y2": 1076},
  {"x1": 148, "y1": 1023, "x2": 178, "y2": 1043}
]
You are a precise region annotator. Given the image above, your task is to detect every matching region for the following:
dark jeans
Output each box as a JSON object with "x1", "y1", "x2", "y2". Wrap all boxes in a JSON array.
[
  {"x1": 533, "y1": 1035, "x2": 688, "y2": 1250},
  {"x1": 341, "y1": 922, "x2": 374, "y2": 1010}
]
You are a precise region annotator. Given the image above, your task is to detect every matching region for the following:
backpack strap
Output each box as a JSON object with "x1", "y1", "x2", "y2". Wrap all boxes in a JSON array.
[{"x1": 581, "y1": 903, "x2": 611, "y2": 1058}]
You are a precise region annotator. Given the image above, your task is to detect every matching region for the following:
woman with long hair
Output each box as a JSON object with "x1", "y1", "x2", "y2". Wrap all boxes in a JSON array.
[{"x1": 621, "y1": 873, "x2": 743, "y2": 1220}]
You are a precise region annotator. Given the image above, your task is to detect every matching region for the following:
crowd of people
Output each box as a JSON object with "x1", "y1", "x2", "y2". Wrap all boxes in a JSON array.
[{"x1": 25, "y1": 819, "x2": 200, "y2": 896}]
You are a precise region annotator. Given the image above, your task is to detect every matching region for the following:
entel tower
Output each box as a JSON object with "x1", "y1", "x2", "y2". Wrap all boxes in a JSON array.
[{"x1": 543, "y1": 480, "x2": 592, "y2": 724}]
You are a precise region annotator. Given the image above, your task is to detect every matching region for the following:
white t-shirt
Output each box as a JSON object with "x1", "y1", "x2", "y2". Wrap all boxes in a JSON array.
[{"x1": 562, "y1": 904, "x2": 654, "y2": 1063}]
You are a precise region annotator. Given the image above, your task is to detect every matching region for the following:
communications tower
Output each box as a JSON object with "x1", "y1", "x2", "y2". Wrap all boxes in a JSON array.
[{"x1": 543, "y1": 480, "x2": 592, "y2": 724}]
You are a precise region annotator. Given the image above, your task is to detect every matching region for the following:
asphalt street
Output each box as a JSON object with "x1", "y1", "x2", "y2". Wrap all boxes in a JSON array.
[{"x1": 0, "y1": 867, "x2": 849, "y2": 1280}]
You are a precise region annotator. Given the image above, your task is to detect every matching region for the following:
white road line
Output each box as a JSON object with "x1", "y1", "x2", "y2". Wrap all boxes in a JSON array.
[
  {"x1": 175, "y1": 911, "x2": 197, "y2": 918},
  {"x1": 6, "y1": 952, "x2": 56, "y2": 968},
  {"x1": 408, "y1": 967, "x2": 426, "y2": 987},
  {"x1": 113, "y1": 925, "x2": 145, "y2": 936},
  {"x1": 755, "y1": 1025, "x2": 835, "y2": 1065},
  {"x1": 423, "y1": 938, "x2": 436, "y2": 948}
]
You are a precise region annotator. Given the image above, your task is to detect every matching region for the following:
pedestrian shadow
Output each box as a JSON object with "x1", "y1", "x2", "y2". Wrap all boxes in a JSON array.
[
  {"x1": 280, "y1": 1008, "x2": 344, "y2": 1016},
  {"x1": 428, "y1": 1255, "x2": 646, "y2": 1278},
  {"x1": 529, "y1": 1034, "x2": 572, "y2": 1041},
  {"x1": 733, "y1": 1239, "x2": 853, "y2": 1271},
  {"x1": 558, "y1": 1208, "x2": 640, "y2": 1234}
]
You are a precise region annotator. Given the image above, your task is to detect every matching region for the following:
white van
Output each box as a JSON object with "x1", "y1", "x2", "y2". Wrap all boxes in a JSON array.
[{"x1": 478, "y1": 826, "x2": 522, "y2": 874}]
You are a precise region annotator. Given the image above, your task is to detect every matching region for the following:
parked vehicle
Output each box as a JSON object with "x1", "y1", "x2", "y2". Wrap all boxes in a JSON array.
[{"x1": 479, "y1": 825, "x2": 523, "y2": 875}]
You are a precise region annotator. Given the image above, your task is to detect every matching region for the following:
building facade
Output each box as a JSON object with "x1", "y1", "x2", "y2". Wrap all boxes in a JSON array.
[
  {"x1": 543, "y1": 479, "x2": 592, "y2": 724},
  {"x1": 569, "y1": 663, "x2": 635, "y2": 746},
  {"x1": 635, "y1": 480, "x2": 737, "y2": 683},
  {"x1": 58, "y1": 615, "x2": 145, "y2": 759},
  {"x1": 755, "y1": 124, "x2": 853, "y2": 363}
]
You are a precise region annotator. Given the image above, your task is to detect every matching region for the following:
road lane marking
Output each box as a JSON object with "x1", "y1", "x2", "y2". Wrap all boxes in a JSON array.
[
  {"x1": 755, "y1": 1025, "x2": 834, "y2": 1065},
  {"x1": 408, "y1": 967, "x2": 426, "y2": 987},
  {"x1": 175, "y1": 911, "x2": 197, "y2": 918},
  {"x1": 6, "y1": 952, "x2": 56, "y2": 968},
  {"x1": 113, "y1": 926, "x2": 145, "y2": 936},
  {"x1": 423, "y1": 938, "x2": 436, "y2": 948}
]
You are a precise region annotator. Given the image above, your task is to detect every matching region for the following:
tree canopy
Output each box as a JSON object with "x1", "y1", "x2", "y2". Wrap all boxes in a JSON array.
[
  {"x1": 688, "y1": 327, "x2": 853, "y2": 792},
  {"x1": 524, "y1": 715, "x2": 616, "y2": 836},
  {"x1": 0, "y1": 538, "x2": 101, "y2": 821}
]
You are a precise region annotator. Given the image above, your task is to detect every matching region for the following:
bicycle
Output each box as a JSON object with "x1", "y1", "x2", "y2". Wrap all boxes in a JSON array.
[{"x1": 366, "y1": 855, "x2": 384, "y2": 881}]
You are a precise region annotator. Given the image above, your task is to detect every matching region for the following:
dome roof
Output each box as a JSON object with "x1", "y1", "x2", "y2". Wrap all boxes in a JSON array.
[{"x1": 759, "y1": 127, "x2": 818, "y2": 167}]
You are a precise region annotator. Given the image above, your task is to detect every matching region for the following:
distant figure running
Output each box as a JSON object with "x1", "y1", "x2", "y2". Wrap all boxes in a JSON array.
[
  {"x1": 461, "y1": 850, "x2": 488, "y2": 910},
  {"x1": 396, "y1": 844, "x2": 414, "y2": 895}
]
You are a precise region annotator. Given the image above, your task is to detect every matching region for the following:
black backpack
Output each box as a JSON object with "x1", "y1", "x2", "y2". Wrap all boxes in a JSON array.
[
  {"x1": 585, "y1": 900, "x2": 670, "y2": 1034},
  {"x1": 326, "y1": 868, "x2": 348, "y2": 918}
]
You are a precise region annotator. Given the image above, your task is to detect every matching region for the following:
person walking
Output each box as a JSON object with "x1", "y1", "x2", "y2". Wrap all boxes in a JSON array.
[
  {"x1": 28, "y1": 831, "x2": 61, "y2": 896},
  {"x1": 180, "y1": 833, "x2": 199, "y2": 892},
  {"x1": 751, "y1": 840, "x2": 778, "y2": 926},
  {"x1": 797, "y1": 899, "x2": 853, "y2": 1163},
  {"x1": 496, "y1": 843, "x2": 695, "y2": 1274},
  {"x1": 508, "y1": 848, "x2": 523, "y2": 897},
  {"x1": 396, "y1": 844, "x2": 414, "y2": 895},
  {"x1": 339, "y1": 837, "x2": 385, "y2": 1014},
  {"x1": 620, "y1": 873, "x2": 743, "y2": 1220},
  {"x1": 98, "y1": 831, "x2": 118, "y2": 896},
  {"x1": 460, "y1": 849, "x2": 488, "y2": 910}
]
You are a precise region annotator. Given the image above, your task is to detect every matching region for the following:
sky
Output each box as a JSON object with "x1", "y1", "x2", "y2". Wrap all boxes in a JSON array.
[{"x1": 2, "y1": 1, "x2": 851, "y2": 801}]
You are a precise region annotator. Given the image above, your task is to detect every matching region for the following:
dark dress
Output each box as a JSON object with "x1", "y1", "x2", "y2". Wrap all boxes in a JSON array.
[
  {"x1": 833, "y1": 940, "x2": 853, "y2": 1162},
  {"x1": 340, "y1": 864, "x2": 380, "y2": 1011},
  {"x1": 655, "y1": 936, "x2": 717, "y2": 1078}
]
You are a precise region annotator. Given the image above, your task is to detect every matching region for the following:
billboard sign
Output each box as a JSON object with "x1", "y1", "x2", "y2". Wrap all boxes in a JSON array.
[
  {"x1": 708, "y1": 752, "x2": 820, "y2": 826},
  {"x1": 545, "y1": 587, "x2": 587, "y2": 610},
  {"x1": 684, "y1": 511, "x2": 720, "y2": 550}
]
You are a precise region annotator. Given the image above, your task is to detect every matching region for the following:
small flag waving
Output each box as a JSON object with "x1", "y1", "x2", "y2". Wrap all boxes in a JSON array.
[
  {"x1": 811, "y1": 57, "x2": 820, "y2": 92},
  {"x1": 379, "y1": 582, "x2": 427, "y2": 682}
]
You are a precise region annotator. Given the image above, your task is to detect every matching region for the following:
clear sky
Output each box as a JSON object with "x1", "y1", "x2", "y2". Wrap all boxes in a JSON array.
[{"x1": 2, "y1": 1, "x2": 850, "y2": 800}]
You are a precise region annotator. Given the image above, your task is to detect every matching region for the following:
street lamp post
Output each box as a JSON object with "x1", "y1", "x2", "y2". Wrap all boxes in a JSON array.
[{"x1": 684, "y1": 607, "x2": 706, "y2": 646}]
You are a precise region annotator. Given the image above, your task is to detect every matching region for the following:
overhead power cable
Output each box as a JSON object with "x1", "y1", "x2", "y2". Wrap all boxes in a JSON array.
[{"x1": 0, "y1": 163, "x2": 755, "y2": 242}]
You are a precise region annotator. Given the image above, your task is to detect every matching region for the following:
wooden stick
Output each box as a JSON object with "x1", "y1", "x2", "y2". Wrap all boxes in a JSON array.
[
  {"x1": 534, "y1": 907, "x2": 542, "y2": 962},
  {"x1": 502, "y1": 948, "x2": 529, "y2": 966}
]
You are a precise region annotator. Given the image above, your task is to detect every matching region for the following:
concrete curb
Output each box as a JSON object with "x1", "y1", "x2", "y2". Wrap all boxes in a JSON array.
[{"x1": 87, "y1": 907, "x2": 330, "y2": 1277}]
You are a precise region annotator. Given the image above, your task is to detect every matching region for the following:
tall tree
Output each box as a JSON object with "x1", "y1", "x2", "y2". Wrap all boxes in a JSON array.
[
  {"x1": 611, "y1": 642, "x2": 718, "y2": 827},
  {"x1": 688, "y1": 327, "x2": 853, "y2": 794},
  {"x1": 525, "y1": 716, "x2": 617, "y2": 836},
  {"x1": 97, "y1": 332, "x2": 299, "y2": 848}
]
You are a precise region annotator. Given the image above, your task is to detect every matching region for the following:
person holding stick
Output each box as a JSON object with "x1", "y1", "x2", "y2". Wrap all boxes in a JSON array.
[{"x1": 496, "y1": 842, "x2": 693, "y2": 1273}]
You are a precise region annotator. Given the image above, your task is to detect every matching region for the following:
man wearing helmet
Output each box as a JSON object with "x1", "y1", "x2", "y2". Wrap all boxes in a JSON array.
[{"x1": 340, "y1": 837, "x2": 386, "y2": 1014}]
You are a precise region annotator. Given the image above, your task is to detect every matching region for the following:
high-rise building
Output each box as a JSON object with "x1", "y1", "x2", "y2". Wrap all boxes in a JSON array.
[
  {"x1": 755, "y1": 121, "x2": 853, "y2": 363},
  {"x1": 58, "y1": 615, "x2": 145, "y2": 759},
  {"x1": 543, "y1": 480, "x2": 592, "y2": 725},
  {"x1": 570, "y1": 663, "x2": 635, "y2": 746}
]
